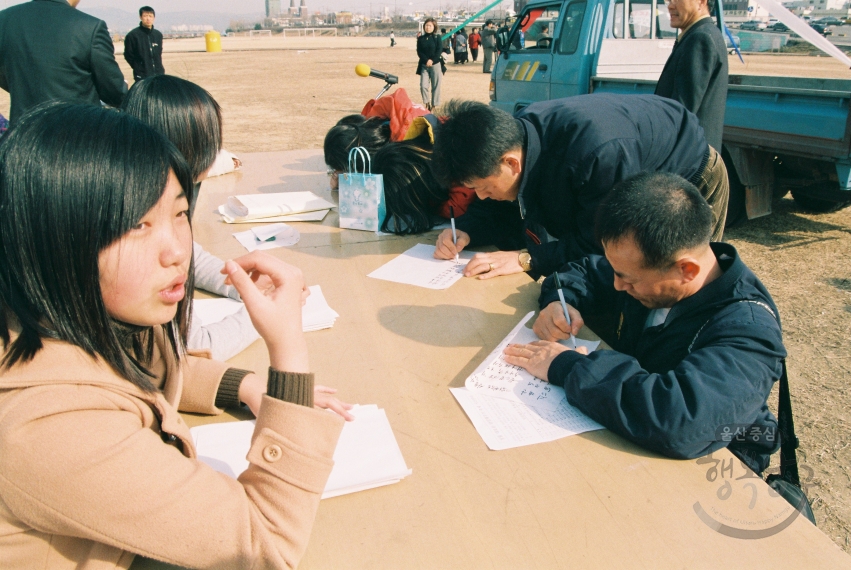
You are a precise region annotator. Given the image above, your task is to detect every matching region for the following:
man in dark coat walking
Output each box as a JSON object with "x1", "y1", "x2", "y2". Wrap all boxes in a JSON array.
[
  {"x1": 0, "y1": 0, "x2": 126, "y2": 125},
  {"x1": 124, "y1": 6, "x2": 165, "y2": 82},
  {"x1": 654, "y1": 0, "x2": 728, "y2": 151}
]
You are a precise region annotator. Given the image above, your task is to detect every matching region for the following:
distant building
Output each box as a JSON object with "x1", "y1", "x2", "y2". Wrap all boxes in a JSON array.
[
  {"x1": 299, "y1": 0, "x2": 308, "y2": 18},
  {"x1": 336, "y1": 11, "x2": 353, "y2": 24},
  {"x1": 266, "y1": 0, "x2": 281, "y2": 17}
]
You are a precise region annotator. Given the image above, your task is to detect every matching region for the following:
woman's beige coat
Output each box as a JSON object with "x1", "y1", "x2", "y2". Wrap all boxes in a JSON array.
[{"x1": 0, "y1": 331, "x2": 343, "y2": 569}]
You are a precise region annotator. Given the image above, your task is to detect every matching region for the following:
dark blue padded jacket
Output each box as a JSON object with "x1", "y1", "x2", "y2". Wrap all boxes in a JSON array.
[
  {"x1": 539, "y1": 243, "x2": 785, "y2": 473},
  {"x1": 455, "y1": 94, "x2": 708, "y2": 278}
]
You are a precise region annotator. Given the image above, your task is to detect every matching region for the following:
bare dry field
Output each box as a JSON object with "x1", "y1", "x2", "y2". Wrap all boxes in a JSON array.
[{"x1": 1, "y1": 36, "x2": 849, "y2": 552}]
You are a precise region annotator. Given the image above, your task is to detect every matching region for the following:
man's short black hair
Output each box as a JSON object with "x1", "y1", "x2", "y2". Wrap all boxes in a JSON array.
[
  {"x1": 432, "y1": 100, "x2": 524, "y2": 186},
  {"x1": 140, "y1": 6, "x2": 155, "y2": 16},
  {"x1": 595, "y1": 172, "x2": 713, "y2": 269},
  {"x1": 485, "y1": 19, "x2": 494, "y2": 26}
]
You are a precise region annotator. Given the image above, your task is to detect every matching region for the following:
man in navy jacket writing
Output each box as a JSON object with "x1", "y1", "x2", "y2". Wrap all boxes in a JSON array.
[
  {"x1": 430, "y1": 96, "x2": 728, "y2": 281},
  {"x1": 504, "y1": 172, "x2": 783, "y2": 472}
]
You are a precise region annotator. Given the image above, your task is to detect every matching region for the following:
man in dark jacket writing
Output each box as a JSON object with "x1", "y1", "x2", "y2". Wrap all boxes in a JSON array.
[
  {"x1": 123, "y1": 6, "x2": 165, "y2": 82},
  {"x1": 504, "y1": 172, "x2": 784, "y2": 473},
  {"x1": 431, "y1": 96, "x2": 728, "y2": 280}
]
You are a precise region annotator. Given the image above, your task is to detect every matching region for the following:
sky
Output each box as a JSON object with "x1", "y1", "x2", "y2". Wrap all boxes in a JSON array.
[{"x1": 0, "y1": 0, "x2": 508, "y2": 16}]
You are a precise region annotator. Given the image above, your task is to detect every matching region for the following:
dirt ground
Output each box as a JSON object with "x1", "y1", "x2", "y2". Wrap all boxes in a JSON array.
[{"x1": 1, "y1": 37, "x2": 849, "y2": 551}]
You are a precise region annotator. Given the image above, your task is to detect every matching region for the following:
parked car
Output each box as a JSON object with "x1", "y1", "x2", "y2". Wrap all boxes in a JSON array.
[
  {"x1": 740, "y1": 20, "x2": 767, "y2": 31},
  {"x1": 769, "y1": 22, "x2": 789, "y2": 32},
  {"x1": 814, "y1": 17, "x2": 843, "y2": 26},
  {"x1": 809, "y1": 23, "x2": 829, "y2": 36}
]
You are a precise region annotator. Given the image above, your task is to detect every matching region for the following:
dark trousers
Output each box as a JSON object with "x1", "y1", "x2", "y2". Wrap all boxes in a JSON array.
[{"x1": 471, "y1": 48, "x2": 479, "y2": 61}]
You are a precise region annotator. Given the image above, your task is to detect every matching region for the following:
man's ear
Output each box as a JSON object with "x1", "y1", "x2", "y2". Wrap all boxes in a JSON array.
[
  {"x1": 676, "y1": 258, "x2": 701, "y2": 283},
  {"x1": 503, "y1": 150, "x2": 523, "y2": 175}
]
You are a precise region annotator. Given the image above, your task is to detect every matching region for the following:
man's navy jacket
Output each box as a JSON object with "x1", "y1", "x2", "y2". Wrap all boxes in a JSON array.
[
  {"x1": 539, "y1": 243, "x2": 784, "y2": 473},
  {"x1": 455, "y1": 94, "x2": 709, "y2": 278}
]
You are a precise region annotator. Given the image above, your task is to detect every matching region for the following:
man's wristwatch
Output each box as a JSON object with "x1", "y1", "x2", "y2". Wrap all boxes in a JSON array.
[{"x1": 518, "y1": 249, "x2": 532, "y2": 272}]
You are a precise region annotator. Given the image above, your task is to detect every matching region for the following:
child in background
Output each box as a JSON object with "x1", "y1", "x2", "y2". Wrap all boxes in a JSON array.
[{"x1": 0, "y1": 103, "x2": 350, "y2": 569}]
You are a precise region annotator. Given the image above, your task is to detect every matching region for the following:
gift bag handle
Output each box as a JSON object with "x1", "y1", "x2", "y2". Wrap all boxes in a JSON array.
[{"x1": 348, "y1": 146, "x2": 372, "y2": 175}]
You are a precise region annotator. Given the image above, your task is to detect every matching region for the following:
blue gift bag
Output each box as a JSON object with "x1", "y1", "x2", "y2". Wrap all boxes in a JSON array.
[{"x1": 338, "y1": 147, "x2": 386, "y2": 232}]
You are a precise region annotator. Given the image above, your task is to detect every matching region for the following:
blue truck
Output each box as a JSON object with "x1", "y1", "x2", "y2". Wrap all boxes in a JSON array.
[{"x1": 488, "y1": 0, "x2": 851, "y2": 217}]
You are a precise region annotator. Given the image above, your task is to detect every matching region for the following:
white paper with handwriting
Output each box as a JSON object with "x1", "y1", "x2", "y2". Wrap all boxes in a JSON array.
[
  {"x1": 465, "y1": 311, "x2": 600, "y2": 411},
  {"x1": 367, "y1": 243, "x2": 474, "y2": 290}
]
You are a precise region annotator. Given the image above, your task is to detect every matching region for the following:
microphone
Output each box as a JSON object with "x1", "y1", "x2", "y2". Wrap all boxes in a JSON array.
[{"x1": 355, "y1": 64, "x2": 398, "y2": 85}]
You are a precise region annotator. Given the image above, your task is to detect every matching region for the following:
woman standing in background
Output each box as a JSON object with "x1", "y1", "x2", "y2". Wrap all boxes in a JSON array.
[{"x1": 416, "y1": 18, "x2": 444, "y2": 111}]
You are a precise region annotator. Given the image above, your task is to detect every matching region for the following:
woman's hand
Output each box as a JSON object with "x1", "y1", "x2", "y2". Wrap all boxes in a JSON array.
[
  {"x1": 426, "y1": 59, "x2": 433, "y2": 67},
  {"x1": 223, "y1": 252, "x2": 308, "y2": 372},
  {"x1": 314, "y1": 385, "x2": 355, "y2": 421}
]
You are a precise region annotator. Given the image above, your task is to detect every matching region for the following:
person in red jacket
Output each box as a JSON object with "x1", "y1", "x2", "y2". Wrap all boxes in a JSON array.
[
  {"x1": 324, "y1": 88, "x2": 475, "y2": 234},
  {"x1": 468, "y1": 28, "x2": 482, "y2": 62}
]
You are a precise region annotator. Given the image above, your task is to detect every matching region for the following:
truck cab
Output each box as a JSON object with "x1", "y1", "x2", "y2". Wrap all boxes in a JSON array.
[
  {"x1": 489, "y1": 0, "x2": 851, "y2": 215},
  {"x1": 490, "y1": 0, "x2": 677, "y2": 114}
]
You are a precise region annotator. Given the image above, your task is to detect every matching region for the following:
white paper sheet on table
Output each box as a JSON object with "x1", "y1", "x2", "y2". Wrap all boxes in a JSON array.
[
  {"x1": 451, "y1": 387, "x2": 603, "y2": 451},
  {"x1": 218, "y1": 191, "x2": 336, "y2": 223},
  {"x1": 192, "y1": 285, "x2": 339, "y2": 332},
  {"x1": 218, "y1": 205, "x2": 330, "y2": 224},
  {"x1": 453, "y1": 311, "x2": 603, "y2": 451},
  {"x1": 367, "y1": 243, "x2": 474, "y2": 290},
  {"x1": 233, "y1": 223, "x2": 300, "y2": 252},
  {"x1": 465, "y1": 311, "x2": 600, "y2": 412},
  {"x1": 191, "y1": 404, "x2": 412, "y2": 499}
]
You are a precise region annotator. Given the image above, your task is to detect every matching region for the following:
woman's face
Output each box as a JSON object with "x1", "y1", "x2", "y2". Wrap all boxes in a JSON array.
[
  {"x1": 424, "y1": 22, "x2": 435, "y2": 33},
  {"x1": 99, "y1": 171, "x2": 192, "y2": 326}
]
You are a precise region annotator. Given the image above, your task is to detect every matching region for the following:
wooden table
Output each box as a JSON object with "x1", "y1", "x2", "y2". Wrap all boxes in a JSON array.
[{"x1": 170, "y1": 151, "x2": 851, "y2": 569}]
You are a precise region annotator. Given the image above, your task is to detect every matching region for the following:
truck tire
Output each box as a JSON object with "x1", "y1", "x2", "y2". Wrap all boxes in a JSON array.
[{"x1": 790, "y1": 190, "x2": 851, "y2": 213}]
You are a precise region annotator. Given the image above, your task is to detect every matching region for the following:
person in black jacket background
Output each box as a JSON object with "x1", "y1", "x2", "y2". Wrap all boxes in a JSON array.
[
  {"x1": 654, "y1": 0, "x2": 728, "y2": 152},
  {"x1": 416, "y1": 18, "x2": 444, "y2": 111},
  {"x1": 430, "y1": 95, "x2": 729, "y2": 280},
  {"x1": 504, "y1": 172, "x2": 784, "y2": 473},
  {"x1": 124, "y1": 6, "x2": 165, "y2": 82},
  {"x1": 0, "y1": 0, "x2": 126, "y2": 125}
]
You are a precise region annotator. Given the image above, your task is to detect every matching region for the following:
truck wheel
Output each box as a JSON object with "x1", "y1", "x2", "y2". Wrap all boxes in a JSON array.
[{"x1": 790, "y1": 190, "x2": 851, "y2": 213}]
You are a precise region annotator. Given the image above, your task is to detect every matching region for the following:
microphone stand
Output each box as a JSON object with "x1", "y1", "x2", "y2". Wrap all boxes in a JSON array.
[{"x1": 374, "y1": 80, "x2": 394, "y2": 100}]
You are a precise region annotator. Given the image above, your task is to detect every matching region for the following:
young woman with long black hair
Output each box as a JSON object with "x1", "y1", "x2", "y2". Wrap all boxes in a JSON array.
[{"x1": 0, "y1": 103, "x2": 347, "y2": 569}]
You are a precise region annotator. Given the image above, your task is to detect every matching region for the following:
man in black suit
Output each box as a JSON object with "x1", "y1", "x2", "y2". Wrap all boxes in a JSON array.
[
  {"x1": 0, "y1": 0, "x2": 126, "y2": 125},
  {"x1": 654, "y1": 0, "x2": 727, "y2": 151},
  {"x1": 124, "y1": 6, "x2": 165, "y2": 82}
]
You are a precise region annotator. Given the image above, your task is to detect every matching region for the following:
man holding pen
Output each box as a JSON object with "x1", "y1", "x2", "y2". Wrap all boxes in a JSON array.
[
  {"x1": 503, "y1": 172, "x2": 785, "y2": 472},
  {"x1": 430, "y1": 95, "x2": 728, "y2": 280}
]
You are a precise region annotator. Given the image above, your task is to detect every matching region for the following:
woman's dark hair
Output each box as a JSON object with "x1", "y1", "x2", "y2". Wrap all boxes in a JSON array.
[
  {"x1": 432, "y1": 99, "x2": 524, "y2": 186},
  {"x1": 595, "y1": 171, "x2": 713, "y2": 269},
  {"x1": 122, "y1": 75, "x2": 222, "y2": 183},
  {"x1": 0, "y1": 103, "x2": 195, "y2": 391},
  {"x1": 423, "y1": 17, "x2": 437, "y2": 32},
  {"x1": 323, "y1": 115, "x2": 391, "y2": 173},
  {"x1": 374, "y1": 139, "x2": 448, "y2": 234}
]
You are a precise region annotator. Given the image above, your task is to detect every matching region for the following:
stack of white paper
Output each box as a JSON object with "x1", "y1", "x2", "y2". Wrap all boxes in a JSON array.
[
  {"x1": 368, "y1": 243, "x2": 475, "y2": 290},
  {"x1": 452, "y1": 311, "x2": 604, "y2": 451},
  {"x1": 191, "y1": 405, "x2": 412, "y2": 499},
  {"x1": 193, "y1": 285, "x2": 339, "y2": 332},
  {"x1": 218, "y1": 191, "x2": 335, "y2": 224}
]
